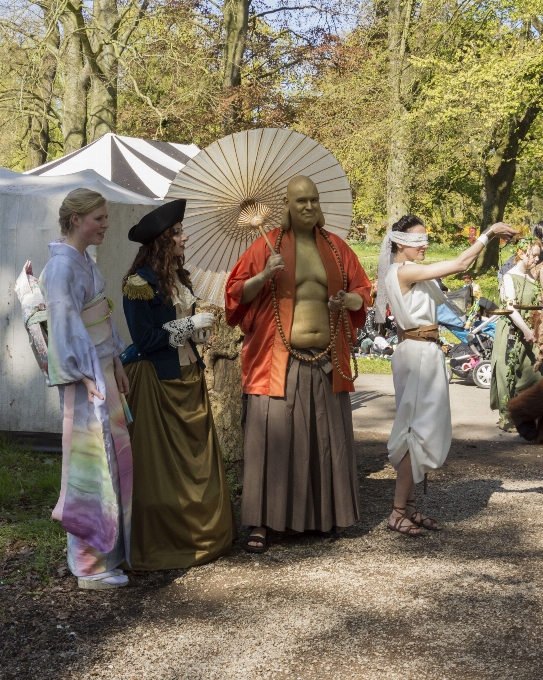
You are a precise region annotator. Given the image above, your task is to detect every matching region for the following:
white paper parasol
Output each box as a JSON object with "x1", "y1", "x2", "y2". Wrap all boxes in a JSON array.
[{"x1": 166, "y1": 128, "x2": 352, "y2": 305}]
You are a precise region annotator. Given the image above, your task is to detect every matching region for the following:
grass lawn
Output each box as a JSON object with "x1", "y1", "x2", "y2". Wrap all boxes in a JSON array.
[
  {"x1": 354, "y1": 357, "x2": 392, "y2": 374},
  {"x1": 0, "y1": 437, "x2": 65, "y2": 585}
]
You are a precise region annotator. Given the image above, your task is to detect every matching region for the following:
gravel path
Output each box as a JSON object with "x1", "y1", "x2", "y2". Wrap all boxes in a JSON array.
[{"x1": 2, "y1": 381, "x2": 543, "y2": 679}]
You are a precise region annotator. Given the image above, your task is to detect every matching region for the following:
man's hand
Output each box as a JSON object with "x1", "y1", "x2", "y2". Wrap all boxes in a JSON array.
[
  {"x1": 328, "y1": 290, "x2": 363, "y2": 312},
  {"x1": 262, "y1": 253, "x2": 285, "y2": 281},
  {"x1": 328, "y1": 290, "x2": 346, "y2": 312},
  {"x1": 82, "y1": 376, "x2": 104, "y2": 403},
  {"x1": 241, "y1": 253, "x2": 285, "y2": 304},
  {"x1": 487, "y1": 223, "x2": 518, "y2": 241}
]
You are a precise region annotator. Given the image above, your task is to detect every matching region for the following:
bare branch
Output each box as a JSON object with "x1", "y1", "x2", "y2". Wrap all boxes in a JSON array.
[
  {"x1": 252, "y1": 5, "x2": 337, "y2": 19},
  {"x1": 125, "y1": 70, "x2": 165, "y2": 131},
  {"x1": 0, "y1": 19, "x2": 38, "y2": 40},
  {"x1": 118, "y1": 0, "x2": 150, "y2": 54},
  {"x1": 254, "y1": 56, "x2": 306, "y2": 80}
]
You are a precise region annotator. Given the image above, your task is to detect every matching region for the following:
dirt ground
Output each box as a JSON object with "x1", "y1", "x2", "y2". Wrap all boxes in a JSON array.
[{"x1": 2, "y1": 429, "x2": 543, "y2": 680}]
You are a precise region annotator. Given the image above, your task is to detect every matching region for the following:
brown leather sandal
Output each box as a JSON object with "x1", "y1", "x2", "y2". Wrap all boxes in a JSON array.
[
  {"x1": 405, "y1": 499, "x2": 441, "y2": 531},
  {"x1": 387, "y1": 504, "x2": 423, "y2": 537}
]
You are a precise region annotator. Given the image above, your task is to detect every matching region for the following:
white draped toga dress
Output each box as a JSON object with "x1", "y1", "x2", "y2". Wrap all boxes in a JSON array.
[{"x1": 385, "y1": 262, "x2": 452, "y2": 483}]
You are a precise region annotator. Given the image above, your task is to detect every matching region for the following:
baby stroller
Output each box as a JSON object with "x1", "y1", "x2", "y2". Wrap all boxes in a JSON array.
[
  {"x1": 356, "y1": 306, "x2": 396, "y2": 356},
  {"x1": 438, "y1": 286, "x2": 497, "y2": 389},
  {"x1": 445, "y1": 315, "x2": 497, "y2": 388}
]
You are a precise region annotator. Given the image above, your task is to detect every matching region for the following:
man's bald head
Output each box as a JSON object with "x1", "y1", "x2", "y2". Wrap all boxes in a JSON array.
[
  {"x1": 286, "y1": 176, "x2": 319, "y2": 200},
  {"x1": 282, "y1": 175, "x2": 325, "y2": 233}
]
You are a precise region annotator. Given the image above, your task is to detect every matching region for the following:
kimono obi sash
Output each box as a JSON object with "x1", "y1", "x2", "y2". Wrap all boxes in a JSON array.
[{"x1": 81, "y1": 294, "x2": 113, "y2": 346}]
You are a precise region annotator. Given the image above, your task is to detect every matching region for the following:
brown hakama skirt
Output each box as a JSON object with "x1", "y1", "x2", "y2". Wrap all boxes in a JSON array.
[
  {"x1": 241, "y1": 352, "x2": 360, "y2": 533},
  {"x1": 124, "y1": 360, "x2": 236, "y2": 570}
]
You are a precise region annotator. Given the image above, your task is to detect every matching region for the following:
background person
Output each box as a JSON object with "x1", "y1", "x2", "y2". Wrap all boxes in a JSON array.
[
  {"x1": 490, "y1": 236, "x2": 543, "y2": 430},
  {"x1": 121, "y1": 200, "x2": 236, "y2": 569},
  {"x1": 369, "y1": 278, "x2": 378, "y2": 305},
  {"x1": 377, "y1": 215, "x2": 516, "y2": 536},
  {"x1": 357, "y1": 281, "x2": 377, "y2": 351},
  {"x1": 498, "y1": 221, "x2": 543, "y2": 281},
  {"x1": 40, "y1": 189, "x2": 133, "y2": 589},
  {"x1": 461, "y1": 272, "x2": 482, "y2": 297}
]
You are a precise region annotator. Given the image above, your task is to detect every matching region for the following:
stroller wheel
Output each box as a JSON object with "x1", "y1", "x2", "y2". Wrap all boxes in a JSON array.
[{"x1": 472, "y1": 360, "x2": 492, "y2": 389}]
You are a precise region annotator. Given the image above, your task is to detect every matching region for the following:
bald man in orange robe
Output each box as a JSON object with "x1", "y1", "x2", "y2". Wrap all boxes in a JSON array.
[{"x1": 225, "y1": 176, "x2": 371, "y2": 552}]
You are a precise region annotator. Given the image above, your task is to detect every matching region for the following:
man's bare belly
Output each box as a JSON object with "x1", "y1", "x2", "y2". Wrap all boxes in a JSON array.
[{"x1": 290, "y1": 282, "x2": 330, "y2": 349}]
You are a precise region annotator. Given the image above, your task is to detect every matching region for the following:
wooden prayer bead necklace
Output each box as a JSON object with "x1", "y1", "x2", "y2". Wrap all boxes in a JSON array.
[{"x1": 270, "y1": 227, "x2": 359, "y2": 383}]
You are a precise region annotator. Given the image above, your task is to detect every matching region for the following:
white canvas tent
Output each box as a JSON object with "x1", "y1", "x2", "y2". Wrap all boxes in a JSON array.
[
  {"x1": 0, "y1": 169, "x2": 157, "y2": 435},
  {"x1": 24, "y1": 133, "x2": 200, "y2": 199}
]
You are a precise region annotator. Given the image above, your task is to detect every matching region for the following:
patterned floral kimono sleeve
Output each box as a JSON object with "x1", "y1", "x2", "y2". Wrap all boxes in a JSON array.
[{"x1": 41, "y1": 259, "x2": 98, "y2": 386}]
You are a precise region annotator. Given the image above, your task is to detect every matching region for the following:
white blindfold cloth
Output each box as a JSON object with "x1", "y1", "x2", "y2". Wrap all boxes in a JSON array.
[{"x1": 375, "y1": 230, "x2": 429, "y2": 323}]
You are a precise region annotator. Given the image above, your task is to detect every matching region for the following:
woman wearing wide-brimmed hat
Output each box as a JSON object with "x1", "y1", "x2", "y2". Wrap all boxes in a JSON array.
[{"x1": 121, "y1": 200, "x2": 236, "y2": 569}]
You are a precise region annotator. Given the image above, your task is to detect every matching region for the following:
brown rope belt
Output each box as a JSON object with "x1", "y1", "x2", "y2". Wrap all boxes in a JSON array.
[{"x1": 398, "y1": 323, "x2": 439, "y2": 344}]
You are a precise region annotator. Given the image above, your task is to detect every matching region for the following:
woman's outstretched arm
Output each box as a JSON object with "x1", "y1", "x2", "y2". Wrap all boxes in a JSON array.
[{"x1": 398, "y1": 222, "x2": 517, "y2": 289}]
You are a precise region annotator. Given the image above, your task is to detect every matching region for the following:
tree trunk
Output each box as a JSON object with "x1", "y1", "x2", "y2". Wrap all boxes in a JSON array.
[
  {"x1": 198, "y1": 303, "x2": 244, "y2": 462},
  {"x1": 386, "y1": 0, "x2": 414, "y2": 227},
  {"x1": 61, "y1": 6, "x2": 90, "y2": 154},
  {"x1": 24, "y1": 3, "x2": 60, "y2": 170},
  {"x1": 474, "y1": 105, "x2": 541, "y2": 273},
  {"x1": 221, "y1": 0, "x2": 249, "y2": 133},
  {"x1": 88, "y1": 0, "x2": 119, "y2": 141},
  {"x1": 26, "y1": 114, "x2": 50, "y2": 170},
  {"x1": 88, "y1": 72, "x2": 117, "y2": 142},
  {"x1": 474, "y1": 167, "x2": 516, "y2": 272},
  {"x1": 386, "y1": 119, "x2": 411, "y2": 227}
]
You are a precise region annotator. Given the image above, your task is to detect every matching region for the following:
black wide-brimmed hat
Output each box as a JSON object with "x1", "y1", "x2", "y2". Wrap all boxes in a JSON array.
[{"x1": 128, "y1": 199, "x2": 186, "y2": 244}]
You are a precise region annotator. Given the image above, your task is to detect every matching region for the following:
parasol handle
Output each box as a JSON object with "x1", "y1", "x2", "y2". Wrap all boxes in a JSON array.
[
  {"x1": 258, "y1": 225, "x2": 276, "y2": 255},
  {"x1": 251, "y1": 216, "x2": 276, "y2": 254}
]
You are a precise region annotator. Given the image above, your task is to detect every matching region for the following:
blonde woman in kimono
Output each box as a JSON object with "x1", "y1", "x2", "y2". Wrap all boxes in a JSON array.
[
  {"x1": 40, "y1": 189, "x2": 133, "y2": 588},
  {"x1": 376, "y1": 215, "x2": 516, "y2": 536}
]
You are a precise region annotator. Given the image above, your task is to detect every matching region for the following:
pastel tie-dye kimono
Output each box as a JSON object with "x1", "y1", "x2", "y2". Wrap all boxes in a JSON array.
[{"x1": 40, "y1": 241, "x2": 132, "y2": 576}]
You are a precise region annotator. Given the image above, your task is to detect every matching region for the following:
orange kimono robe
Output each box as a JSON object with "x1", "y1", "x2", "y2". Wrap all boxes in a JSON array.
[{"x1": 225, "y1": 227, "x2": 371, "y2": 396}]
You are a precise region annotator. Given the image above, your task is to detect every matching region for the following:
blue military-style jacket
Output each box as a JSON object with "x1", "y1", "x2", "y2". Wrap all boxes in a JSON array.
[{"x1": 121, "y1": 264, "x2": 204, "y2": 380}]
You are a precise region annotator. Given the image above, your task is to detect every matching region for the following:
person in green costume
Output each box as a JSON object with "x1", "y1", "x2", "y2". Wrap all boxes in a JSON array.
[{"x1": 491, "y1": 237, "x2": 543, "y2": 430}]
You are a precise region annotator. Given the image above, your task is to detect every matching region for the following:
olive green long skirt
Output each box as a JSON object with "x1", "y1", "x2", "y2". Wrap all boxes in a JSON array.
[{"x1": 124, "y1": 360, "x2": 237, "y2": 570}]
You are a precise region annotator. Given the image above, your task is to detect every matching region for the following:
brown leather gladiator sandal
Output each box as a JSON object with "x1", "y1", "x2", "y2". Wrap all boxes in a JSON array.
[
  {"x1": 405, "y1": 499, "x2": 441, "y2": 531},
  {"x1": 387, "y1": 504, "x2": 423, "y2": 537}
]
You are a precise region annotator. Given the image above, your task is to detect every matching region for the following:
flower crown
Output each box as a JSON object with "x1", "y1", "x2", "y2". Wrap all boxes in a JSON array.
[{"x1": 517, "y1": 235, "x2": 539, "y2": 251}]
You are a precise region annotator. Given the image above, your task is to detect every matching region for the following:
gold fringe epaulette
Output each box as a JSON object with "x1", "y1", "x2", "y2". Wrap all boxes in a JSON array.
[{"x1": 123, "y1": 274, "x2": 155, "y2": 301}]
